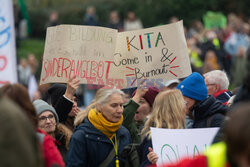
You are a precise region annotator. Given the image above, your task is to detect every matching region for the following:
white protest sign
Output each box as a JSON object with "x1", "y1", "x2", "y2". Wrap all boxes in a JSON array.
[
  {"x1": 110, "y1": 20, "x2": 191, "y2": 88},
  {"x1": 150, "y1": 127, "x2": 219, "y2": 165},
  {"x1": 0, "y1": 0, "x2": 17, "y2": 86},
  {"x1": 40, "y1": 25, "x2": 118, "y2": 85}
]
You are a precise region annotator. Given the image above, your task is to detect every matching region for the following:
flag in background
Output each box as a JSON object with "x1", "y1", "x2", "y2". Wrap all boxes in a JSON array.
[
  {"x1": 18, "y1": 0, "x2": 31, "y2": 35},
  {"x1": 0, "y1": 0, "x2": 17, "y2": 86}
]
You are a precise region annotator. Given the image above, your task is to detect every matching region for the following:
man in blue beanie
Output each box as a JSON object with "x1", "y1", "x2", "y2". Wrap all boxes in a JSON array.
[{"x1": 177, "y1": 72, "x2": 228, "y2": 128}]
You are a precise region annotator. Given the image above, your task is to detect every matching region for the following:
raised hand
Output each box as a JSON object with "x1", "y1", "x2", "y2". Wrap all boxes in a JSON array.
[
  {"x1": 132, "y1": 88, "x2": 148, "y2": 104},
  {"x1": 64, "y1": 75, "x2": 80, "y2": 100},
  {"x1": 68, "y1": 106, "x2": 81, "y2": 117}
]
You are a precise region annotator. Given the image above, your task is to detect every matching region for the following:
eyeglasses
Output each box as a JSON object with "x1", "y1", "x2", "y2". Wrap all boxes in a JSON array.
[
  {"x1": 206, "y1": 84, "x2": 216, "y2": 87},
  {"x1": 39, "y1": 114, "x2": 55, "y2": 122}
]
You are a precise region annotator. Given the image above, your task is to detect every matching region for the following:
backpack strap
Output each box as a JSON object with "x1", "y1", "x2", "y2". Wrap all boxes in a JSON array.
[{"x1": 99, "y1": 139, "x2": 120, "y2": 167}]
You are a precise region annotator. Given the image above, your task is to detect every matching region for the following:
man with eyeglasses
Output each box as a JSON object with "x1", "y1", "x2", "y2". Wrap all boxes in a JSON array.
[{"x1": 203, "y1": 70, "x2": 233, "y2": 105}]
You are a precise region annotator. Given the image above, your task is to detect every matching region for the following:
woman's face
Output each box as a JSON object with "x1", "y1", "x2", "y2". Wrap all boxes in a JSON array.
[
  {"x1": 68, "y1": 96, "x2": 79, "y2": 117},
  {"x1": 134, "y1": 97, "x2": 151, "y2": 122},
  {"x1": 99, "y1": 94, "x2": 124, "y2": 123},
  {"x1": 38, "y1": 111, "x2": 56, "y2": 134},
  {"x1": 183, "y1": 96, "x2": 196, "y2": 114}
]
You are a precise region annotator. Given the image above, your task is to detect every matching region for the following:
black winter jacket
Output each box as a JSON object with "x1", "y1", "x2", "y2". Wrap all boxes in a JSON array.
[{"x1": 192, "y1": 96, "x2": 229, "y2": 128}]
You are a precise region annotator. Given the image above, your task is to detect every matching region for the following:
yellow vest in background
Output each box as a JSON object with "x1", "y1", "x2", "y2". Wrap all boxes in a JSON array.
[{"x1": 205, "y1": 142, "x2": 227, "y2": 167}]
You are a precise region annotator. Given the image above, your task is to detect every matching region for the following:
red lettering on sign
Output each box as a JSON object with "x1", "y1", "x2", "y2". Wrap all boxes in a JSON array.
[
  {"x1": 0, "y1": 55, "x2": 7, "y2": 71},
  {"x1": 0, "y1": 55, "x2": 10, "y2": 84},
  {"x1": 0, "y1": 81, "x2": 10, "y2": 84},
  {"x1": 41, "y1": 58, "x2": 118, "y2": 86},
  {"x1": 105, "y1": 61, "x2": 113, "y2": 79}
]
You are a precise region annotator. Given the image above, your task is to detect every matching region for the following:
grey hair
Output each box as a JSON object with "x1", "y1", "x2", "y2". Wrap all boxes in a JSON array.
[
  {"x1": 95, "y1": 88, "x2": 125, "y2": 106},
  {"x1": 74, "y1": 88, "x2": 124, "y2": 126},
  {"x1": 203, "y1": 70, "x2": 229, "y2": 90}
]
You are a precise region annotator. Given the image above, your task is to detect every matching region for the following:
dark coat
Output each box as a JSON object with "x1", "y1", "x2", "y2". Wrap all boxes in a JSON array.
[
  {"x1": 192, "y1": 96, "x2": 228, "y2": 128},
  {"x1": 122, "y1": 99, "x2": 140, "y2": 144},
  {"x1": 54, "y1": 96, "x2": 73, "y2": 123},
  {"x1": 66, "y1": 118, "x2": 131, "y2": 167},
  {"x1": 140, "y1": 137, "x2": 153, "y2": 167},
  {"x1": 48, "y1": 84, "x2": 74, "y2": 130},
  {"x1": 214, "y1": 90, "x2": 233, "y2": 105},
  {"x1": 55, "y1": 123, "x2": 72, "y2": 162},
  {"x1": 53, "y1": 95, "x2": 75, "y2": 131}
]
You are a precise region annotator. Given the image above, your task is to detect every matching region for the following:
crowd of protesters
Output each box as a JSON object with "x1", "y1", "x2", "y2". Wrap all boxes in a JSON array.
[
  {"x1": 1, "y1": 4, "x2": 250, "y2": 167},
  {"x1": 16, "y1": 7, "x2": 250, "y2": 107},
  {"x1": 2, "y1": 67, "x2": 250, "y2": 167}
]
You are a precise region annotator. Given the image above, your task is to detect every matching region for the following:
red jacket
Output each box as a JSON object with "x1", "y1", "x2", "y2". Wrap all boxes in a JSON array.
[
  {"x1": 37, "y1": 129, "x2": 65, "y2": 167},
  {"x1": 149, "y1": 156, "x2": 207, "y2": 167},
  {"x1": 213, "y1": 89, "x2": 233, "y2": 105}
]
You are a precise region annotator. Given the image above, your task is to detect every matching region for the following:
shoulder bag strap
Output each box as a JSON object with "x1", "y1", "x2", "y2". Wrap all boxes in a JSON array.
[{"x1": 99, "y1": 139, "x2": 120, "y2": 167}]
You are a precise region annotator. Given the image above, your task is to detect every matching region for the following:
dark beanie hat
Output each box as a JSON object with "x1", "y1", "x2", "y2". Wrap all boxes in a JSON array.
[
  {"x1": 177, "y1": 72, "x2": 208, "y2": 101},
  {"x1": 48, "y1": 84, "x2": 66, "y2": 107},
  {"x1": 132, "y1": 87, "x2": 160, "y2": 106}
]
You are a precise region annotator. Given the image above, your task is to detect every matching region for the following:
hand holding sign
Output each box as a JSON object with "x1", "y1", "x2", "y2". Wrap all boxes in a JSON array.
[
  {"x1": 64, "y1": 75, "x2": 80, "y2": 100},
  {"x1": 147, "y1": 147, "x2": 159, "y2": 165},
  {"x1": 132, "y1": 87, "x2": 148, "y2": 103}
]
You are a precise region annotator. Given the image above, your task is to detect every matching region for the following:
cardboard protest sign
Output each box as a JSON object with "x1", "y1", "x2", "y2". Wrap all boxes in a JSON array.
[
  {"x1": 110, "y1": 20, "x2": 192, "y2": 88},
  {"x1": 150, "y1": 127, "x2": 219, "y2": 165},
  {"x1": 40, "y1": 25, "x2": 117, "y2": 85},
  {"x1": 40, "y1": 21, "x2": 191, "y2": 89},
  {"x1": 203, "y1": 11, "x2": 227, "y2": 29}
]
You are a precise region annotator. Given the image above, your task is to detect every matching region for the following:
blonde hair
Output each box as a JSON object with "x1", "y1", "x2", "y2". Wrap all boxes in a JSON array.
[
  {"x1": 74, "y1": 88, "x2": 124, "y2": 126},
  {"x1": 141, "y1": 89, "x2": 186, "y2": 140}
]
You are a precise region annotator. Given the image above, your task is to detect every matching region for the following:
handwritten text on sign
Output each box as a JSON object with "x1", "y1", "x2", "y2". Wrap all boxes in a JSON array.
[
  {"x1": 110, "y1": 20, "x2": 191, "y2": 88},
  {"x1": 40, "y1": 21, "x2": 191, "y2": 88},
  {"x1": 40, "y1": 25, "x2": 117, "y2": 85},
  {"x1": 150, "y1": 127, "x2": 219, "y2": 165}
]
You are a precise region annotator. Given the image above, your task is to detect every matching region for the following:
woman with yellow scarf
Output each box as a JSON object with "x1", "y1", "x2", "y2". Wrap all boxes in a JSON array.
[{"x1": 67, "y1": 88, "x2": 131, "y2": 167}]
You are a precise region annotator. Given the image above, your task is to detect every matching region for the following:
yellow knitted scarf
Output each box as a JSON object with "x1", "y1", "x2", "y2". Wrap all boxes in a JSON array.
[{"x1": 88, "y1": 108, "x2": 123, "y2": 140}]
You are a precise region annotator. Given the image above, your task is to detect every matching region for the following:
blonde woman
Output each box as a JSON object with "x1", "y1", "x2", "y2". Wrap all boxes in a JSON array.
[
  {"x1": 140, "y1": 89, "x2": 186, "y2": 167},
  {"x1": 67, "y1": 88, "x2": 131, "y2": 167}
]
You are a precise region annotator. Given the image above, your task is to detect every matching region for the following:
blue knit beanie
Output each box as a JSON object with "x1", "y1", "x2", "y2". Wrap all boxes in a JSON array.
[{"x1": 177, "y1": 72, "x2": 208, "y2": 101}]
